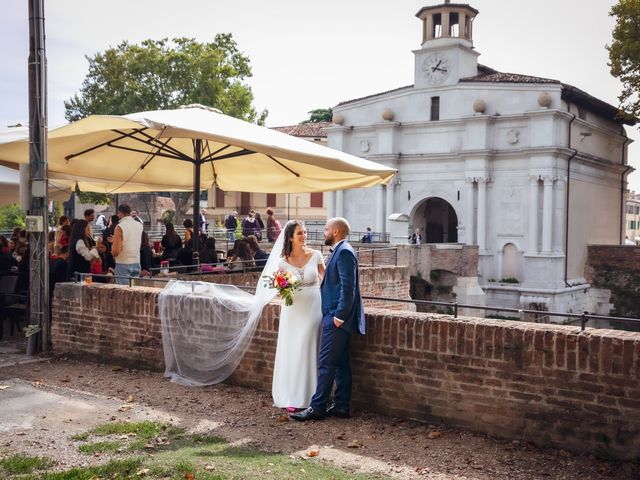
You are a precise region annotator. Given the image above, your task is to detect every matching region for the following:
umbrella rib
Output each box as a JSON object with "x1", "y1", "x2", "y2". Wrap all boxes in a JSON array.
[
  {"x1": 266, "y1": 155, "x2": 300, "y2": 177},
  {"x1": 128, "y1": 129, "x2": 193, "y2": 160},
  {"x1": 107, "y1": 143, "x2": 189, "y2": 161},
  {"x1": 112, "y1": 129, "x2": 192, "y2": 161},
  {"x1": 201, "y1": 144, "x2": 232, "y2": 162},
  {"x1": 64, "y1": 128, "x2": 147, "y2": 161},
  {"x1": 204, "y1": 149, "x2": 256, "y2": 162}
]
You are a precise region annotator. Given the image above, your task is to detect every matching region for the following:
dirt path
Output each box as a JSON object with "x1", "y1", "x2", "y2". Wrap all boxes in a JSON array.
[{"x1": 1, "y1": 354, "x2": 638, "y2": 480}]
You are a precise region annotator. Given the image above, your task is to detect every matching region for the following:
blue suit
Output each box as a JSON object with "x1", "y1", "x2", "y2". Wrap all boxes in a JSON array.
[{"x1": 310, "y1": 240, "x2": 365, "y2": 412}]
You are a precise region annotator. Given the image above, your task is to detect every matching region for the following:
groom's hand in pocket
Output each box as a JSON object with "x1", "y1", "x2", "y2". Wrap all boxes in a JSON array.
[{"x1": 333, "y1": 317, "x2": 344, "y2": 328}]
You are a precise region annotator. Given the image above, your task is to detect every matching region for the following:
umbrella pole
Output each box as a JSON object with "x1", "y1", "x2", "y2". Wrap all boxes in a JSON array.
[{"x1": 192, "y1": 139, "x2": 201, "y2": 264}]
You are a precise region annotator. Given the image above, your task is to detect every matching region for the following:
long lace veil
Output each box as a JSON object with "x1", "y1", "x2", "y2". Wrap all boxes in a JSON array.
[{"x1": 158, "y1": 223, "x2": 290, "y2": 386}]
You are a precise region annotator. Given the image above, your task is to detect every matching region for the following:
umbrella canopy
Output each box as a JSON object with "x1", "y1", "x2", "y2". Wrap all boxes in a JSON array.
[{"x1": 0, "y1": 106, "x2": 396, "y2": 193}]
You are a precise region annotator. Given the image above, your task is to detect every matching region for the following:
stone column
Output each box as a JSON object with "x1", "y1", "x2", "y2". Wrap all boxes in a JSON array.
[
  {"x1": 528, "y1": 175, "x2": 540, "y2": 253},
  {"x1": 476, "y1": 178, "x2": 489, "y2": 250},
  {"x1": 375, "y1": 185, "x2": 385, "y2": 232},
  {"x1": 335, "y1": 190, "x2": 344, "y2": 218},
  {"x1": 459, "y1": 13, "x2": 467, "y2": 39},
  {"x1": 426, "y1": 15, "x2": 434, "y2": 41},
  {"x1": 553, "y1": 176, "x2": 567, "y2": 253},
  {"x1": 326, "y1": 191, "x2": 335, "y2": 220},
  {"x1": 542, "y1": 175, "x2": 555, "y2": 253},
  {"x1": 442, "y1": 11, "x2": 451, "y2": 37},
  {"x1": 465, "y1": 177, "x2": 475, "y2": 245},
  {"x1": 385, "y1": 183, "x2": 395, "y2": 234}
]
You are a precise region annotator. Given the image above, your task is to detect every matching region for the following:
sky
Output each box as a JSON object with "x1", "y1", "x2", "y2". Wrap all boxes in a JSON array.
[{"x1": 1, "y1": 0, "x2": 638, "y2": 191}]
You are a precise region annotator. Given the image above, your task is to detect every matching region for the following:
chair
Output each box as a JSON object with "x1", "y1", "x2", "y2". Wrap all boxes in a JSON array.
[{"x1": 0, "y1": 275, "x2": 26, "y2": 340}]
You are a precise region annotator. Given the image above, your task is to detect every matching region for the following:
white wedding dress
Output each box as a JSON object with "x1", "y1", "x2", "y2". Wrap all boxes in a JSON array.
[{"x1": 272, "y1": 250, "x2": 324, "y2": 408}]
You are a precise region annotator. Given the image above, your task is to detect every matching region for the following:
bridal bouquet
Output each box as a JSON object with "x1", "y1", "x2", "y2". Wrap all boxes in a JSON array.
[{"x1": 263, "y1": 268, "x2": 300, "y2": 306}]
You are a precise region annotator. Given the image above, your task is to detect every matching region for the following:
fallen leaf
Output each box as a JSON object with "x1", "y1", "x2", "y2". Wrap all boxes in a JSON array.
[
  {"x1": 0, "y1": 385, "x2": 10, "y2": 390},
  {"x1": 427, "y1": 431, "x2": 444, "y2": 439},
  {"x1": 205, "y1": 465, "x2": 215, "y2": 471},
  {"x1": 136, "y1": 468, "x2": 150, "y2": 476},
  {"x1": 276, "y1": 414, "x2": 289, "y2": 423},
  {"x1": 118, "y1": 404, "x2": 134, "y2": 412},
  {"x1": 347, "y1": 439, "x2": 362, "y2": 449},
  {"x1": 308, "y1": 450, "x2": 320, "y2": 457},
  {"x1": 61, "y1": 377, "x2": 71, "y2": 383},
  {"x1": 300, "y1": 469, "x2": 306, "y2": 473},
  {"x1": 111, "y1": 366, "x2": 122, "y2": 372},
  {"x1": 126, "y1": 394, "x2": 135, "y2": 403},
  {"x1": 184, "y1": 473, "x2": 195, "y2": 480}
]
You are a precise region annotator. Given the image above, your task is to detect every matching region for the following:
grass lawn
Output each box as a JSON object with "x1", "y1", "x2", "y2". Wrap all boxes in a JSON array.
[{"x1": 1, "y1": 421, "x2": 389, "y2": 479}]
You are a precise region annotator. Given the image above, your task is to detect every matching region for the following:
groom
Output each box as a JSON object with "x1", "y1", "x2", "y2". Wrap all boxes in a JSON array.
[{"x1": 291, "y1": 217, "x2": 365, "y2": 421}]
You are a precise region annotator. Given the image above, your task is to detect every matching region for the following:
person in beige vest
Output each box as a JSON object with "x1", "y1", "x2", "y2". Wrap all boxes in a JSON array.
[{"x1": 112, "y1": 204, "x2": 143, "y2": 285}]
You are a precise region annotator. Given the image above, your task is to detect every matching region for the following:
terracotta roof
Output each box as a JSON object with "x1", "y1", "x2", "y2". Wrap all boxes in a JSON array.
[
  {"x1": 460, "y1": 72, "x2": 561, "y2": 84},
  {"x1": 334, "y1": 63, "x2": 633, "y2": 125},
  {"x1": 336, "y1": 85, "x2": 414, "y2": 107},
  {"x1": 271, "y1": 122, "x2": 331, "y2": 137}
]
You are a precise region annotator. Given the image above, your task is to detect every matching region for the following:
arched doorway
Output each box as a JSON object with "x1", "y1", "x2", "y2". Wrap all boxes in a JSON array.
[{"x1": 412, "y1": 197, "x2": 458, "y2": 243}]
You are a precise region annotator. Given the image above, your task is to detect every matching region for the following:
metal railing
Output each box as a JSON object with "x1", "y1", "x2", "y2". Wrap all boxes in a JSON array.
[{"x1": 360, "y1": 295, "x2": 640, "y2": 331}]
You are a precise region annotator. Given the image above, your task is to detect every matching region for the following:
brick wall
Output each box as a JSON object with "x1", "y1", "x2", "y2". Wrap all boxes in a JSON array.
[
  {"x1": 585, "y1": 245, "x2": 640, "y2": 319},
  {"x1": 52, "y1": 283, "x2": 640, "y2": 460}
]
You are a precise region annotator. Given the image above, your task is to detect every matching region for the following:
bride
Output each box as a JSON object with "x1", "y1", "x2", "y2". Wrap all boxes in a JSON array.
[
  {"x1": 271, "y1": 221, "x2": 325, "y2": 410},
  {"x1": 158, "y1": 220, "x2": 325, "y2": 399}
]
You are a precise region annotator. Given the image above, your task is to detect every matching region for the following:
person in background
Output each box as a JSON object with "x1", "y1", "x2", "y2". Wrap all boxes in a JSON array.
[
  {"x1": 49, "y1": 245, "x2": 69, "y2": 295},
  {"x1": 409, "y1": 228, "x2": 423, "y2": 245},
  {"x1": 183, "y1": 218, "x2": 194, "y2": 244},
  {"x1": 242, "y1": 210, "x2": 259, "y2": 238},
  {"x1": 111, "y1": 203, "x2": 144, "y2": 285},
  {"x1": 55, "y1": 215, "x2": 69, "y2": 246},
  {"x1": 59, "y1": 224, "x2": 72, "y2": 248},
  {"x1": 103, "y1": 215, "x2": 119, "y2": 253},
  {"x1": 161, "y1": 223, "x2": 182, "y2": 261},
  {"x1": 199, "y1": 236, "x2": 219, "y2": 265},
  {"x1": 0, "y1": 235, "x2": 17, "y2": 276},
  {"x1": 245, "y1": 235, "x2": 268, "y2": 270},
  {"x1": 254, "y1": 211, "x2": 265, "y2": 241},
  {"x1": 226, "y1": 240, "x2": 254, "y2": 272},
  {"x1": 67, "y1": 219, "x2": 100, "y2": 281},
  {"x1": 225, "y1": 211, "x2": 238, "y2": 242},
  {"x1": 199, "y1": 208, "x2": 208, "y2": 235},
  {"x1": 362, "y1": 227, "x2": 373, "y2": 243},
  {"x1": 47, "y1": 230, "x2": 56, "y2": 256},
  {"x1": 84, "y1": 209, "x2": 96, "y2": 247},
  {"x1": 132, "y1": 209, "x2": 144, "y2": 225},
  {"x1": 176, "y1": 238, "x2": 195, "y2": 272},
  {"x1": 140, "y1": 232, "x2": 154, "y2": 277}
]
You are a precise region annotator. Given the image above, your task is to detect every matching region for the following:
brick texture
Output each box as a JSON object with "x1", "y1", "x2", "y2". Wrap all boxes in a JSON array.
[{"x1": 52, "y1": 280, "x2": 640, "y2": 460}]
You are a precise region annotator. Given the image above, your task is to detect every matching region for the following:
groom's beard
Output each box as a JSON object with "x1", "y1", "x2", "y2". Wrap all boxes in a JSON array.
[{"x1": 324, "y1": 233, "x2": 334, "y2": 246}]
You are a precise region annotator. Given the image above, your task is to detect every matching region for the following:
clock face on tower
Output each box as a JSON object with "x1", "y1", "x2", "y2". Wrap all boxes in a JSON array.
[{"x1": 422, "y1": 53, "x2": 450, "y2": 86}]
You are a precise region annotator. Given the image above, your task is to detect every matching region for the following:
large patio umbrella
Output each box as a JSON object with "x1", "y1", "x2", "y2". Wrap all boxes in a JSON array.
[{"x1": 0, "y1": 105, "x2": 396, "y2": 250}]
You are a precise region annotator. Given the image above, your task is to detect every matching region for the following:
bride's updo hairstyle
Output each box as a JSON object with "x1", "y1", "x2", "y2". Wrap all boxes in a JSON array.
[{"x1": 281, "y1": 220, "x2": 302, "y2": 259}]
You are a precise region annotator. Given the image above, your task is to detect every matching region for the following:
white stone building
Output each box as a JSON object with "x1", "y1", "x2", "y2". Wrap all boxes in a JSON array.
[{"x1": 326, "y1": 1, "x2": 635, "y2": 315}]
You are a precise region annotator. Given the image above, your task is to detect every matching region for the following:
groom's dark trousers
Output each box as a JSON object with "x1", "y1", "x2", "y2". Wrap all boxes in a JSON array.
[{"x1": 310, "y1": 240, "x2": 364, "y2": 412}]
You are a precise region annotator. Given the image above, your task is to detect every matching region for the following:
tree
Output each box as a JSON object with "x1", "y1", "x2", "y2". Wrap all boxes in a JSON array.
[
  {"x1": 301, "y1": 108, "x2": 333, "y2": 123},
  {"x1": 0, "y1": 203, "x2": 26, "y2": 230},
  {"x1": 608, "y1": 0, "x2": 640, "y2": 121},
  {"x1": 65, "y1": 35, "x2": 268, "y2": 125}
]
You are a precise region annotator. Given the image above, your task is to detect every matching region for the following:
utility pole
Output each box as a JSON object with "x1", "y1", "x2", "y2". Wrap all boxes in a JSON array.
[{"x1": 26, "y1": 0, "x2": 49, "y2": 354}]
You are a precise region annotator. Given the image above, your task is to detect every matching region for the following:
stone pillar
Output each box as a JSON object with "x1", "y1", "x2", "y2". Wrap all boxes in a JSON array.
[
  {"x1": 326, "y1": 191, "x2": 335, "y2": 220},
  {"x1": 459, "y1": 13, "x2": 467, "y2": 39},
  {"x1": 336, "y1": 190, "x2": 344, "y2": 218},
  {"x1": 426, "y1": 15, "x2": 434, "y2": 40},
  {"x1": 375, "y1": 185, "x2": 385, "y2": 232},
  {"x1": 553, "y1": 176, "x2": 567, "y2": 253},
  {"x1": 528, "y1": 175, "x2": 540, "y2": 253},
  {"x1": 542, "y1": 175, "x2": 555, "y2": 253},
  {"x1": 465, "y1": 177, "x2": 475, "y2": 245},
  {"x1": 476, "y1": 178, "x2": 488, "y2": 250},
  {"x1": 385, "y1": 183, "x2": 395, "y2": 234},
  {"x1": 442, "y1": 11, "x2": 450, "y2": 37}
]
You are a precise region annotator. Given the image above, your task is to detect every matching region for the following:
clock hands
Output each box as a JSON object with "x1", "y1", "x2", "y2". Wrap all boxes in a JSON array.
[{"x1": 431, "y1": 60, "x2": 447, "y2": 73}]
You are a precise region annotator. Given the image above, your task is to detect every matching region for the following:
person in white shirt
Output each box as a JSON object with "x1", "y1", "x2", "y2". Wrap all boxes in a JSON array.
[{"x1": 112, "y1": 204, "x2": 144, "y2": 285}]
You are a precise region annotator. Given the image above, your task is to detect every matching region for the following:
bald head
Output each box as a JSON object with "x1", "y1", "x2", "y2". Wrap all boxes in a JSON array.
[{"x1": 324, "y1": 217, "x2": 351, "y2": 246}]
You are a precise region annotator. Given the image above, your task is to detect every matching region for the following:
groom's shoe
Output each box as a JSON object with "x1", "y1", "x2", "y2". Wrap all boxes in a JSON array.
[
  {"x1": 326, "y1": 403, "x2": 350, "y2": 419},
  {"x1": 290, "y1": 407, "x2": 325, "y2": 422}
]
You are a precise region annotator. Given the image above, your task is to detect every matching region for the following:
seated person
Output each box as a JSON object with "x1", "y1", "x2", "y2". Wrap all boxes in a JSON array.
[
  {"x1": 140, "y1": 232, "x2": 154, "y2": 277},
  {"x1": 244, "y1": 235, "x2": 269, "y2": 270},
  {"x1": 226, "y1": 240, "x2": 254, "y2": 272},
  {"x1": 199, "y1": 236, "x2": 219, "y2": 266},
  {"x1": 176, "y1": 238, "x2": 195, "y2": 273}
]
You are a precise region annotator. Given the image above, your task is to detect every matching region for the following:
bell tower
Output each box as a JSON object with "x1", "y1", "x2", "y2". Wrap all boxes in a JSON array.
[{"x1": 414, "y1": 1, "x2": 480, "y2": 89}]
